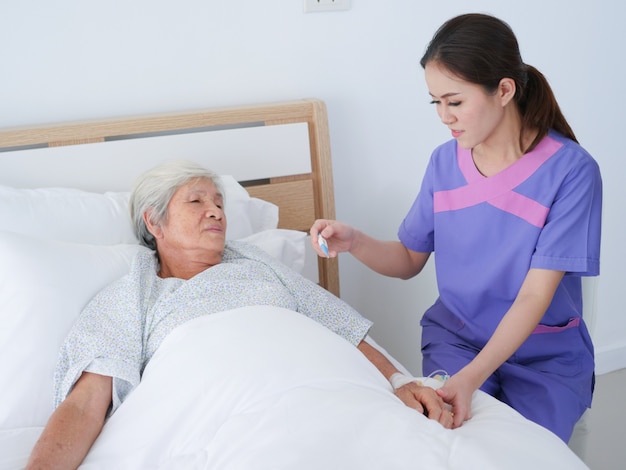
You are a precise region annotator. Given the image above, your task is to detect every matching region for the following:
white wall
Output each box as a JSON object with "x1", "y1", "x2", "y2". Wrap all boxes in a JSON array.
[{"x1": 2, "y1": 0, "x2": 623, "y2": 375}]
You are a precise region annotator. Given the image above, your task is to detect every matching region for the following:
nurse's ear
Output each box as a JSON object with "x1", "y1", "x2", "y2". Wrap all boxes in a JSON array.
[{"x1": 498, "y1": 77, "x2": 516, "y2": 107}]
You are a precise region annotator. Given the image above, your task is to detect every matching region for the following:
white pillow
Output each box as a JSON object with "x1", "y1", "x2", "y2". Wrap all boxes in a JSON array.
[
  {"x1": 0, "y1": 231, "x2": 147, "y2": 428},
  {"x1": 0, "y1": 176, "x2": 278, "y2": 244},
  {"x1": 0, "y1": 227, "x2": 305, "y2": 428},
  {"x1": 0, "y1": 185, "x2": 136, "y2": 245},
  {"x1": 246, "y1": 195, "x2": 280, "y2": 235},
  {"x1": 239, "y1": 229, "x2": 307, "y2": 273}
]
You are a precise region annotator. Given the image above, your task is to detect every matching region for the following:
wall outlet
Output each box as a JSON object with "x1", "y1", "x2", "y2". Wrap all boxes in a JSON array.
[{"x1": 303, "y1": 0, "x2": 351, "y2": 13}]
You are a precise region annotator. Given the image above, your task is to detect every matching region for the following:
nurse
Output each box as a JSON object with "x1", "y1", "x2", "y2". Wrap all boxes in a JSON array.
[{"x1": 310, "y1": 13, "x2": 602, "y2": 443}]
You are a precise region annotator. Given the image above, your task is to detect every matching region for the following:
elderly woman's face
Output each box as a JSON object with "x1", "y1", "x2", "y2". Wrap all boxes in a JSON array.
[{"x1": 153, "y1": 178, "x2": 227, "y2": 261}]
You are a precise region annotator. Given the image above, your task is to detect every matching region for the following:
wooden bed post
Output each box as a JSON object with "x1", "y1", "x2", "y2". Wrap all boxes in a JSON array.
[{"x1": 306, "y1": 99, "x2": 340, "y2": 297}]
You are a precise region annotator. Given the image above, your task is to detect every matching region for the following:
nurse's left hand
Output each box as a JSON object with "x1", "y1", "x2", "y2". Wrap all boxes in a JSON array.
[{"x1": 436, "y1": 374, "x2": 474, "y2": 428}]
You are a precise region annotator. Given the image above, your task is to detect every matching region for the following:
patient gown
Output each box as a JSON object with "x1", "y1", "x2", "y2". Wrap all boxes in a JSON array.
[{"x1": 53, "y1": 241, "x2": 372, "y2": 415}]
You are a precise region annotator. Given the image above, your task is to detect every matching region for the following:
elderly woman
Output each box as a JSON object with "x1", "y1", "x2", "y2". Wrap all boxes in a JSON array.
[{"x1": 27, "y1": 161, "x2": 452, "y2": 469}]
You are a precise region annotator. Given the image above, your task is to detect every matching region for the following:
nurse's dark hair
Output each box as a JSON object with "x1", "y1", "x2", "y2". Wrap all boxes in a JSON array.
[{"x1": 420, "y1": 13, "x2": 577, "y2": 152}]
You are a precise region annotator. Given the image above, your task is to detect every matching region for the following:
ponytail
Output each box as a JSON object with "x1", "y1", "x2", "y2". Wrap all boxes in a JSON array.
[{"x1": 519, "y1": 65, "x2": 577, "y2": 151}]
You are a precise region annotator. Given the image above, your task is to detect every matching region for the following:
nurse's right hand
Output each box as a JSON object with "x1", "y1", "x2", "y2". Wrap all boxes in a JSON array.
[{"x1": 310, "y1": 219, "x2": 356, "y2": 258}]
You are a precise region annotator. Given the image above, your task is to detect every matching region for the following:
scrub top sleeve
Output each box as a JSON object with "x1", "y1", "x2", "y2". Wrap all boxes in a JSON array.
[
  {"x1": 531, "y1": 156, "x2": 602, "y2": 275},
  {"x1": 398, "y1": 158, "x2": 435, "y2": 253}
]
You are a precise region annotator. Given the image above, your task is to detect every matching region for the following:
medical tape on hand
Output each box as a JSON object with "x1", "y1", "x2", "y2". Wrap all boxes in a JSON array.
[
  {"x1": 390, "y1": 370, "x2": 451, "y2": 390},
  {"x1": 389, "y1": 372, "x2": 422, "y2": 390}
]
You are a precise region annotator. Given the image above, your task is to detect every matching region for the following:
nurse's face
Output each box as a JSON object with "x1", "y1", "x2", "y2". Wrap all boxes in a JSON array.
[{"x1": 424, "y1": 61, "x2": 506, "y2": 150}]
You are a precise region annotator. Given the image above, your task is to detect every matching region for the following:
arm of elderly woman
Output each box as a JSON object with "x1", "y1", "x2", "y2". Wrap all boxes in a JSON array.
[
  {"x1": 357, "y1": 341, "x2": 453, "y2": 428},
  {"x1": 26, "y1": 372, "x2": 112, "y2": 470}
]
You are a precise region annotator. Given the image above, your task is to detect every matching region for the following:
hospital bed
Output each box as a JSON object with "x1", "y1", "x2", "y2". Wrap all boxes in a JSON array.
[{"x1": 0, "y1": 99, "x2": 588, "y2": 469}]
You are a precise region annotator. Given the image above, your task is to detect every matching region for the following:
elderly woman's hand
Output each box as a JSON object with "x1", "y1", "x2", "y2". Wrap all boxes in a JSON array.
[{"x1": 394, "y1": 381, "x2": 455, "y2": 429}]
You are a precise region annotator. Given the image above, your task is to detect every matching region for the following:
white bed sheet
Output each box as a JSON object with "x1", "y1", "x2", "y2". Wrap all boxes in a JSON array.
[{"x1": 1, "y1": 306, "x2": 586, "y2": 470}]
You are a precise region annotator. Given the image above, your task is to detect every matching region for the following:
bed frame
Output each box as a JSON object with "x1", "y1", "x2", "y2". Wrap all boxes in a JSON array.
[{"x1": 0, "y1": 99, "x2": 340, "y2": 296}]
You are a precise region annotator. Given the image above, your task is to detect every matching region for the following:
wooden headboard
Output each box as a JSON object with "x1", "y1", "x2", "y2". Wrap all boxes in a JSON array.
[{"x1": 0, "y1": 98, "x2": 340, "y2": 296}]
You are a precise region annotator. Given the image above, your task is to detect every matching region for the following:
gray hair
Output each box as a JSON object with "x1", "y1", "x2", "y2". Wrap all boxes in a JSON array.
[{"x1": 130, "y1": 160, "x2": 224, "y2": 250}]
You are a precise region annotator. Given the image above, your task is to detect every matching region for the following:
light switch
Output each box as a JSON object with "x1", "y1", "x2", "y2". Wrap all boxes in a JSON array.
[{"x1": 303, "y1": 0, "x2": 351, "y2": 13}]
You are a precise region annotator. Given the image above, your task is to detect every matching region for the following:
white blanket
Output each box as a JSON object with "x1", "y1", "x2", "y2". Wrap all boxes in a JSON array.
[
  {"x1": 79, "y1": 306, "x2": 586, "y2": 469},
  {"x1": 2, "y1": 306, "x2": 587, "y2": 469}
]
